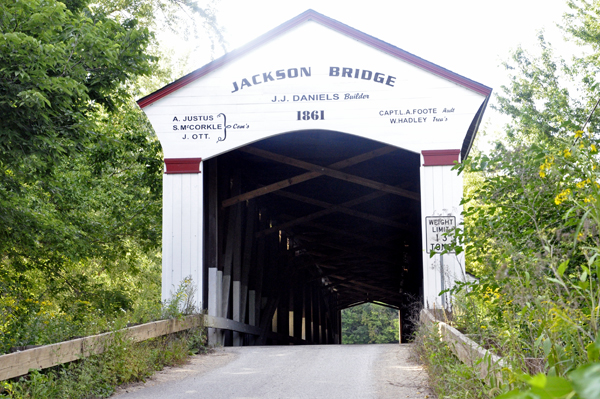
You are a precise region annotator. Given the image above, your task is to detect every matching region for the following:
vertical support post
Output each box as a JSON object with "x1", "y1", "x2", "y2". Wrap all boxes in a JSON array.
[
  {"x1": 304, "y1": 284, "x2": 312, "y2": 343},
  {"x1": 239, "y1": 201, "x2": 256, "y2": 344},
  {"x1": 338, "y1": 309, "x2": 342, "y2": 344},
  {"x1": 231, "y1": 175, "x2": 244, "y2": 346},
  {"x1": 161, "y1": 158, "x2": 203, "y2": 311},
  {"x1": 320, "y1": 296, "x2": 327, "y2": 344},
  {"x1": 221, "y1": 173, "x2": 241, "y2": 319},
  {"x1": 420, "y1": 149, "x2": 465, "y2": 310},
  {"x1": 293, "y1": 283, "x2": 303, "y2": 342},
  {"x1": 398, "y1": 308, "x2": 402, "y2": 344},
  {"x1": 248, "y1": 290, "x2": 256, "y2": 326},
  {"x1": 206, "y1": 158, "x2": 219, "y2": 346},
  {"x1": 312, "y1": 284, "x2": 320, "y2": 343},
  {"x1": 277, "y1": 261, "x2": 290, "y2": 342}
]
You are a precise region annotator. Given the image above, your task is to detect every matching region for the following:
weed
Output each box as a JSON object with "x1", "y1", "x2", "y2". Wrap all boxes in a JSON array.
[{"x1": 413, "y1": 322, "x2": 494, "y2": 399}]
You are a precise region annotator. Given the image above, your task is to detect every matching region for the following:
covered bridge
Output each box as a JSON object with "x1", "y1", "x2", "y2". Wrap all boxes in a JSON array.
[{"x1": 137, "y1": 9, "x2": 491, "y2": 345}]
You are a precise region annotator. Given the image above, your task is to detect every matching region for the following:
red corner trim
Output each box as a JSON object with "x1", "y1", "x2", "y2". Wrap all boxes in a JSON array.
[
  {"x1": 164, "y1": 158, "x2": 202, "y2": 174},
  {"x1": 422, "y1": 150, "x2": 461, "y2": 166},
  {"x1": 137, "y1": 10, "x2": 492, "y2": 109}
]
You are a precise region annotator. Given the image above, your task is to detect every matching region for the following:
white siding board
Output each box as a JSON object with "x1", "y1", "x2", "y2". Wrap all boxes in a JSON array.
[
  {"x1": 181, "y1": 174, "x2": 192, "y2": 283},
  {"x1": 196, "y1": 164, "x2": 204, "y2": 309},
  {"x1": 162, "y1": 174, "x2": 173, "y2": 303},
  {"x1": 190, "y1": 172, "x2": 201, "y2": 308},
  {"x1": 420, "y1": 161, "x2": 466, "y2": 309},
  {"x1": 432, "y1": 166, "x2": 445, "y2": 212},
  {"x1": 171, "y1": 175, "x2": 183, "y2": 297}
]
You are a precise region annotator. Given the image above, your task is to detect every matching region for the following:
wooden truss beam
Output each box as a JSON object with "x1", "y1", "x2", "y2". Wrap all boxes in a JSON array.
[
  {"x1": 258, "y1": 190, "x2": 408, "y2": 237},
  {"x1": 238, "y1": 146, "x2": 420, "y2": 201},
  {"x1": 274, "y1": 189, "x2": 409, "y2": 229},
  {"x1": 289, "y1": 218, "x2": 396, "y2": 249},
  {"x1": 328, "y1": 274, "x2": 402, "y2": 299},
  {"x1": 222, "y1": 146, "x2": 397, "y2": 208}
]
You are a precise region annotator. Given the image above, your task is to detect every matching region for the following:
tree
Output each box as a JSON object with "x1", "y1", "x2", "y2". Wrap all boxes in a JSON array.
[
  {"x1": 342, "y1": 303, "x2": 399, "y2": 344},
  {"x1": 0, "y1": 0, "x2": 166, "y2": 352},
  {"x1": 444, "y1": 0, "x2": 600, "y2": 383}
]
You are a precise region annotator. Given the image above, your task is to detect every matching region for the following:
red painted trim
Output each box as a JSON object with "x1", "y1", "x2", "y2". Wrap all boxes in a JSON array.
[
  {"x1": 137, "y1": 10, "x2": 492, "y2": 108},
  {"x1": 422, "y1": 150, "x2": 461, "y2": 166},
  {"x1": 164, "y1": 158, "x2": 202, "y2": 174}
]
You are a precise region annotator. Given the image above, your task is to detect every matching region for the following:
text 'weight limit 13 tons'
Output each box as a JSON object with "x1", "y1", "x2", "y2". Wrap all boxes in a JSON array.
[{"x1": 425, "y1": 216, "x2": 456, "y2": 253}]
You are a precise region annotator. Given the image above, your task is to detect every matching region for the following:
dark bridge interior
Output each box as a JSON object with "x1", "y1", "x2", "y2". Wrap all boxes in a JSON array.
[{"x1": 203, "y1": 130, "x2": 422, "y2": 344}]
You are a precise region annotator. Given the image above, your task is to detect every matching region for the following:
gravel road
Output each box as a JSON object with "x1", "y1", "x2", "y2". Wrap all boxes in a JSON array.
[{"x1": 112, "y1": 344, "x2": 433, "y2": 399}]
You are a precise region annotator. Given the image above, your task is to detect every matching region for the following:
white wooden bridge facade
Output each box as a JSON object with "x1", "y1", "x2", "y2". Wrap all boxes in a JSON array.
[{"x1": 138, "y1": 9, "x2": 491, "y2": 345}]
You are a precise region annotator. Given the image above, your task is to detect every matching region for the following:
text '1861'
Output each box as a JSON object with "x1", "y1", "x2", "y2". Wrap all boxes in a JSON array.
[{"x1": 297, "y1": 110, "x2": 325, "y2": 121}]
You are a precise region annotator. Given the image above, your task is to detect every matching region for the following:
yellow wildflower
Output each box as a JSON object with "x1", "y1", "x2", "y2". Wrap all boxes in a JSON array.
[
  {"x1": 591, "y1": 144, "x2": 597, "y2": 153},
  {"x1": 576, "y1": 179, "x2": 591, "y2": 189},
  {"x1": 584, "y1": 195, "x2": 596, "y2": 203},
  {"x1": 555, "y1": 188, "x2": 571, "y2": 205},
  {"x1": 564, "y1": 148, "x2": 572, "y2": 157},
  {"x1": 539, "y1": 156, "x2": 554, "y2": 178},
  {"x1": 575, "y1": 130, "x2": 584, "y2": 138}
]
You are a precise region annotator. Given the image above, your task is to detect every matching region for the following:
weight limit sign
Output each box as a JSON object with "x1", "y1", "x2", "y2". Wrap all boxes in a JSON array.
[{"x1": 425, "y1": 216, "x2": 456, "y2": 254}]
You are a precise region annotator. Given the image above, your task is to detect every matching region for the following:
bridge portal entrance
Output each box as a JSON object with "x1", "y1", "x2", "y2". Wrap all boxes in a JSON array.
[
  {"x1": 138, "y1": 10, "x2": 491, "y2": 345},
  {"x1": 203, "y1": 130, "x2": 421, "y2": 344}
]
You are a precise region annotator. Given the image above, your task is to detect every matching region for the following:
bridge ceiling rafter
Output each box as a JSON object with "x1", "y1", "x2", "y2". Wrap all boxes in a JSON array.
[{"x1": 214, "y1": 130, "x2": 424, "y2": 322}]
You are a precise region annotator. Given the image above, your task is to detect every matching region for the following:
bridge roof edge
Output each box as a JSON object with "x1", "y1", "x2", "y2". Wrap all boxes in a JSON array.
[{"x1": 137, "y1": 9, "x2": 493, "y2": 109}]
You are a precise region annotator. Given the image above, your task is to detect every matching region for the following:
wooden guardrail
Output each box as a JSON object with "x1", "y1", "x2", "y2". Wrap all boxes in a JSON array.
[
  {"x1": 420, "y1": 309, "x2": 507, "y2": 386},
  {"x1": 0, "y1": 314, "x2": 282, "y2": 382}
]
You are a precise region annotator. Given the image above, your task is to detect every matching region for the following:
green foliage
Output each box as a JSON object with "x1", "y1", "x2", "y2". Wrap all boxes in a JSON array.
[
  {"x1": 0, "y1": 0, "x2": 165, "y2": 354},
  {"x1": 0, "y1": 322, "x2": 205, "y2": 399},
  {"x1": 0, "y1": 0, "x2": 154, "y2": 163},
  {"x1": 342, "y1": 303, "x2": 399, "y2": 344},
  {"x1": 413, "y1": 322, "x2": 492, "y2": 399},
  {"x1": 496, "y1": 362, "x2": 600, "y2": 399},
  {"x1": 0, "y1": 279, "x2": 205, "y2": 399},
  {"x1": 415, "y1": 1, "x2": 600, "y2": 396}
]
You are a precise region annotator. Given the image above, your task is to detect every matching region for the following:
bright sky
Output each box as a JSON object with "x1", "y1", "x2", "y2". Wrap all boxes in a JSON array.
[{"x1": 171, "y1": 0, "x2": 578, "y2": 147}]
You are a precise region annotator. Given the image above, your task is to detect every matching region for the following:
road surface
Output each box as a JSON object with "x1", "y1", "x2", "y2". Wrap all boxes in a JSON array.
[{"x1": 112, "y1": 344, "x2": 432, "y2": 399}]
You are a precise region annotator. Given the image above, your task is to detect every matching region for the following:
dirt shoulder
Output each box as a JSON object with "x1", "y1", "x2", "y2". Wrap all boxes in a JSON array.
[{"x1": 111, "y1": 347, "x2": 238, "y2": 397}]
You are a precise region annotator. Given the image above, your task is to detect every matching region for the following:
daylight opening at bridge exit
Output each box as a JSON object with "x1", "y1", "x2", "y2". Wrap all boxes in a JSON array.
[{"x1": 137, "y1": 9, "x2": 491, "y2": 346}]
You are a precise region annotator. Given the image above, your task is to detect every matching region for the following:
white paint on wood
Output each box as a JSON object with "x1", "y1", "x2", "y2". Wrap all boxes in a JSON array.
[
  {"x1": 162, "y1": 171, "x2": 204, "y2": 310},
  {"x1": 420, "y1": 161, "x2": 465, "y2": 309},
  {"x1": 142, "y1": 21, "x2": 487, "y2": 161},
  {"x1": 162, "y1": 174, "x2": 173, "y2": 303},
  {"x1": 190, "y1": 170, "x2": 202, "y2": 309},
  {"x1": 171, "y1": 175, "x2": 183, "y2": 298},
  {"x1": 149, "y1": 17, "x2": 486, "y2": 324}
]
